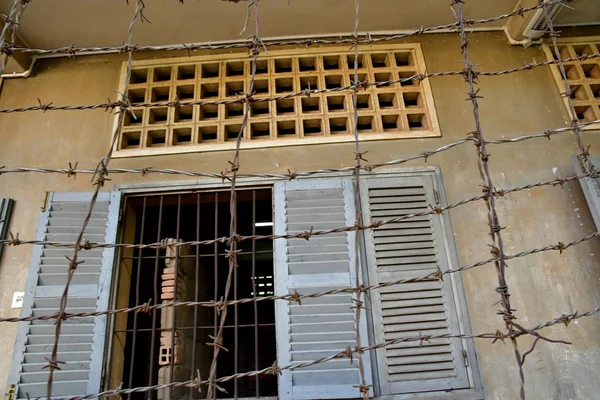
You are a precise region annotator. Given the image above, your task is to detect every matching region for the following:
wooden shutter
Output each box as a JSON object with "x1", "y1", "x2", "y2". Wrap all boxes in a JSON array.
[
  {"x1": 360, "y1": 175, "x2": 470, "y2": 395},
  {"x1": 573, "y1": 155, "x2": 600, "y2": 231},
  {"x1": 0, "y1": 198, "x2": 14, "y2": 262},
  {"x1": 7, "y1": 191, "x2": 121, "y2": 399},
  {"x1": 274, "y1": 178, "x2": 372, "y2": 400}
]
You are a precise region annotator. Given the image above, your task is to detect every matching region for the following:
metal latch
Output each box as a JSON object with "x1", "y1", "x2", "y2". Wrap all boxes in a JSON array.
[{"x1": 41, "y1": 191, "x2": 49, "y2": 212}]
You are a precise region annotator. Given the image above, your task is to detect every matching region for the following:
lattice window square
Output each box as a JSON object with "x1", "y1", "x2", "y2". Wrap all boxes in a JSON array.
[{"x1": 543, "y1": 40, "x2": 600, "y2": 127}]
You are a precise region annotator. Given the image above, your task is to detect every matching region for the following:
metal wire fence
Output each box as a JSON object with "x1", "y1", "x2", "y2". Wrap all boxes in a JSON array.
[{"x1": 0, "y1": 0, "x2": 598, "y2": 399}]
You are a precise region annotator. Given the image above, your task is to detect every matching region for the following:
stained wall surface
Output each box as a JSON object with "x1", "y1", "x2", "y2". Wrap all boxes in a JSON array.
[{"x1": 1, "y1": 32, "x2": 600, "y2": 399}]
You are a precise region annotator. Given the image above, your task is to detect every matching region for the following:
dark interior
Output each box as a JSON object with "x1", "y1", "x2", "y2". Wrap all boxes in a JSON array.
[{"x1": 120, "y1": 189, "x2": 276, "y2": 399}]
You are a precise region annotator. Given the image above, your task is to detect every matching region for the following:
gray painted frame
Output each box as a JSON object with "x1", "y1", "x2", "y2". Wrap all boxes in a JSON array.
[
  {"x1": 0, "y1": 198, "x2": 14, "y2": 262},
  {"x1": 573, "y1": 155, "x2": 600, "y2": 232}
]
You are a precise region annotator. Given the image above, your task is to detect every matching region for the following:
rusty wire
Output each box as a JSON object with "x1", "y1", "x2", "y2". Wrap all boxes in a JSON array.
[
  {"x1": 0, "y1": 0, "x2": 568, "y2": 58},
  {"x1": 452, "y1": 2, "x2": 525, "y2": 397},
  {"x1": 205, "y1": 2, "x2": 261, "y2": 398},
  {"x1": 0, "y1": 52, "x2": 598, "y2": 115},
  {"x1": 350, "y1": 0, "x2": 370, "y2": 397},
  {"x1": 0, "y1": 0, "x2": 597, "y2": 398},
  {"x1": 21, "y1": 300, "x2": 600, "y2": 400},
  {"x1": 1, "y1": 119, "x2": 599, "y2": 182},
  {"x1": 0, "y1": 0, "x2": 28, "y2": 76},
  {"x1": 42, "y1": 0, "x2": 148, "y2": 397},
  {"x1": 1, "y1": 228, "x2": 598, "y2": 325},
  {"x1": 1, "y1": 168, "x2": 598, "y2": 252}
]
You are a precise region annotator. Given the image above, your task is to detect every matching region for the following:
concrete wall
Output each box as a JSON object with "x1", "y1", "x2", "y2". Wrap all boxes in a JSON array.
[{"x1": 1, "y1": 32, "x2": 600, "y2": 399}]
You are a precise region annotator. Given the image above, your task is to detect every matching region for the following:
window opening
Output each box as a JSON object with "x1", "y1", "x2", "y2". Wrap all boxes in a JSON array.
[{"x1": 115, "y1": 189, "x2": 276, "y2": 399}]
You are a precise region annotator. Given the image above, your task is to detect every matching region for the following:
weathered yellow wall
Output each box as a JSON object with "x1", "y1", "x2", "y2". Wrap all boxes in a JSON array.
[{"x1": 1, "y1": 32, "x2": 600, "y2": 399}]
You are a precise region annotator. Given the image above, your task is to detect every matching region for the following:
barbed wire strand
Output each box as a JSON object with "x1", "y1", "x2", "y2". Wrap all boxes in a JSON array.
[
  {"x1": 0, "y1": 0, "x2": 22, "y2": 76},
  {"x1": 350, "y1": 0, "x2": 371, "y2": 397},
  {"x1": 452, "y1": 0, "x2": 525, "y2": 398},
  {"x1": 205, "y1": 1, "x2": 261, "y2": 398},
  {"x1": 0, "y1": 51, "x2": 598, "y2": 115},
  {"x1": 0, "y1": 0, "x2": 568, "y2": 57},
  {"x1": 20, "y1": 300, "x2": 600, "y2": 400},
  {"x1": 2, "y1": 168, "x2": 596, "y2": 254},
  {"x1": 0, "y1": 228, "x2": 598, "y2": 326},
  {"x1": 0, "y1": 0, "x2": 597, "y2": 398},
  {"x1": 1, "y1": 119, "x2": 599, "y2": 183},
  {"x1": 43, "y1": 0, "x2": 148, "y2": 397}
]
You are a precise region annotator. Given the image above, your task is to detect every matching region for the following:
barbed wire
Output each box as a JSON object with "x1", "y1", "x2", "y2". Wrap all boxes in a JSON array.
[
  {"x1": 0, "y1": 52, "x2": 598, "y2": 115},
  {"x1": 40, "y1": 0, "x2": 149, "y2": 397},
  {"x1": 21, "y1": 299, "x2": 600, "y2": 400},
  {"x1": 452, "y1": 1, "x2": 524, "y2": 397},
  {"x1": 0, "y1": 0, "x2": 569, "y2": 58},
  {"x1": 1, "y1": 168, "x2": 597, "y2": 252},
  {"x1": 0, "y1": 228, "x2": 597, "y2": 325},
  {"x1": 0, "y1": 119, "x2": 598, "y2": 182},
  {"x1": 0, "y1": 0, "x2": 597, "y2": 398}
]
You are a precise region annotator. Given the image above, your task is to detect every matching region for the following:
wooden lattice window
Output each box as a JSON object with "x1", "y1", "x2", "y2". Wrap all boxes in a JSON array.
[
  {"x1": 114, "y1": 44, "x2": 439, "y2": 157},
  {"x1": 543, "y1": 38, "x2": 600, "y2": 129}
]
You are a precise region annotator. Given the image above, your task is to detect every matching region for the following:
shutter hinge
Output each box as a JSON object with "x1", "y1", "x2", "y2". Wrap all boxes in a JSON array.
[
  {"x1": 433, "y1": 189, "x2": 440, "y2": 205},
  {"x1": 6, "y1": 384, "x2": 15, "y2": 400},
  {"x1": 462, "y1": 349, "x2": 469, "y2": 367},
  {"x1": 41, "y1": 192, "x2": 49, "y2": 212}
]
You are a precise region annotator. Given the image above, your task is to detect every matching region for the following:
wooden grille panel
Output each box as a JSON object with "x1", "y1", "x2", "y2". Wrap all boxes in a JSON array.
[
  {"x1": 543, "y1": 40, "x2": 600, "y2": 128},
  {"x1": 115, "y1": 45, "x2": 439, "y2": 157}
]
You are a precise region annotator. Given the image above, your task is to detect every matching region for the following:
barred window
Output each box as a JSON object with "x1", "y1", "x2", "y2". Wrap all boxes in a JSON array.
[{"x1": 114, "y1": 44, "x2": 440, "y2": 157}]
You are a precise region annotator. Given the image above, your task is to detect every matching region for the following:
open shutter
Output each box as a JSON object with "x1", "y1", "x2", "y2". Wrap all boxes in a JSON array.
[
  {"x1": 360, "y1": 175, "x2": 470, "y2": 395},
  {"x1": 274, "y1": 178, "x2": 372, "y2": 400},
  {"x1": 7, "y1": 191, "x2": 121, "y2": 399},
  {"x1": 573, "y1": 155, "x2": 600, "y2": 231}
]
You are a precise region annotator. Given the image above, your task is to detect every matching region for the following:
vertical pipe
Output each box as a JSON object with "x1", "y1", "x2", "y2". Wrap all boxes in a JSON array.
[
  {"x1": 127, "y1": 197, "x2": 147, "y2": 400},
  {"x1": 251, "y1": 190, "x2": 260, "y2": 397},
  {"x1": 169, "y1": 195, "x2": 182, "y2": 398},
  {"x1": 190, "y1": 193, "x2": 201, "y2": 399},
  {"x1": 147, "y1": 196, "x2": 164, "y2": 399}
]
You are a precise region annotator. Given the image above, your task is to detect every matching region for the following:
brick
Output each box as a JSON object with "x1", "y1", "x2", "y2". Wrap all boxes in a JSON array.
[
  {"x1": 161, "y1": 293, "x2": 174, "y2": 300},
  {"x1": 161, "y1": 280, "x2": 175, "y2": 287}
]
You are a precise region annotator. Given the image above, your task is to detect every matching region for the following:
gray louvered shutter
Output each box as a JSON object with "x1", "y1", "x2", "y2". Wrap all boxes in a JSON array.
[
  {"x1": 360, "y1": 175, "x2": 470, "y2": 395},
  {"x1": 7, "y1": 191, "x2": 121, "y2": 399},
  {"x1": 274, "y1": 178, "x2": 372, "y2": 400},
  {"x1": 0, "y1": 198, "x2": 14, "y2": 262},
  {"x1": 573, "y1": 155, "x2": 600, "y2": 231}
]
